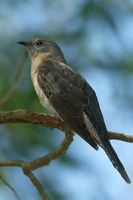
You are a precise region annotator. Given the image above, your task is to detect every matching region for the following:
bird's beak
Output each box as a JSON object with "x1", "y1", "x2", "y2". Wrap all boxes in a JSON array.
[{"x1": 17, "y1": 41, "x2": 29, "y2": 46}]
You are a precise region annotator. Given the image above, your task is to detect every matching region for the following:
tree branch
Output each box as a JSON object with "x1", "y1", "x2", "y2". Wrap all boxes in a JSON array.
[
  {"x1": 108, "y1": 131, "x2": 133, "y2": 143},
  {"x1": 0, "y1": 132, "x2": 73, "y2": 200},
  {"x1": 0, "y1": 160, "x2": 49, "y2": 200},
  {"x1": 0, "y1": 109, "x2": 133, "y2": 143},
  {"x1": 30, "y1": 132, "x2": 73, "y2": 170},
  {"x1": 0, "y1": 109, "x2": 132, "y2": 200},
  {"x1": 23, "y1": 170, "x2": 49, "y2": 200},
  {"x1": 0, "y1": 111, "x2": 74, "y2": 200}
]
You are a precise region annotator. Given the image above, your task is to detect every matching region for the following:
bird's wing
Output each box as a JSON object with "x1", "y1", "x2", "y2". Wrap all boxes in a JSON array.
[
  {"x1": 37, "y1": 61, "x2": 103, "y2": 149},
  {"x1": 37, "y1": 60, "x2": 131, "y2": 183}
]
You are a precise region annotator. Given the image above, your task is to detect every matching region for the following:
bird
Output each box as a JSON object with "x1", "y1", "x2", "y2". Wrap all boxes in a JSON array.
[{"x1": 18, "y1": 37, "x2": 131, "y2": 183}]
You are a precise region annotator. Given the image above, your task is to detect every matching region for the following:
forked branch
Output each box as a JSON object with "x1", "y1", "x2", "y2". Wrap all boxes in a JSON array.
[{"x1": 0, "y1": 109, "x2": 132, "y2": 200}]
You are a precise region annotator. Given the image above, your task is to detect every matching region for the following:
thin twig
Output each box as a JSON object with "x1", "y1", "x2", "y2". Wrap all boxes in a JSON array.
[
  {"x1": 0, "y1": 53, "x2": 27, "y2": 107},
  {"x1": 108, "y1": 131, "x2": 133, "y2": 143},
  {"x1": 0, "y1": 160, "x2": 48, "y2": 200},
  {"x1": 24, "y1": 171, "x2": 48, "y2": 200},
  {"x1": 31, "y1": 132, "x2": 73, "y2": 170},
  {"x1": 0, "y1": 132, "x2": 73, "y2": 200},
  {"x1": 0, "y1": 175, "x2": 21, "y2": 200}
]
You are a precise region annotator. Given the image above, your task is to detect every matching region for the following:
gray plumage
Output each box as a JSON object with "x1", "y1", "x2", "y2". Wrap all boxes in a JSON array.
[{"x1": 18, "y1": 38, "x2": 131, "y2": 183}]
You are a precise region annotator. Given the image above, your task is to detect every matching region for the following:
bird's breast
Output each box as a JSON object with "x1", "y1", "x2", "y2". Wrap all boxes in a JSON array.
[{"x1": 31, "y1": 69, "x2": 56, "y2": 114}]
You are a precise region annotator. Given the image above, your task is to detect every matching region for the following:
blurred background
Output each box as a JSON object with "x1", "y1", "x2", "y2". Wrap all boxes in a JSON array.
[{"x1": 0, "y1": 0, "x2": 133, "y2": 199}]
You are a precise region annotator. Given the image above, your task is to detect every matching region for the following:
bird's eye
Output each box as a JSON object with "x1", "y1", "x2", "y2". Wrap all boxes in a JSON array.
[{"x1": 36, "y1": 40, "x2": 43, "y2": 46}]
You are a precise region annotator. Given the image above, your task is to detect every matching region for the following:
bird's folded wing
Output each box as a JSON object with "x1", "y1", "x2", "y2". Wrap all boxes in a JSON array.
[{"x1": 37, "y1": 60, "x2": 108, "y2": 149}]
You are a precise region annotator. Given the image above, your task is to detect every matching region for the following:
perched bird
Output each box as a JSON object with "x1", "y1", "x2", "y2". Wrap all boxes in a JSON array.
[{"x1": 18, "y1": 38, "x2": 131, "y2": 183}]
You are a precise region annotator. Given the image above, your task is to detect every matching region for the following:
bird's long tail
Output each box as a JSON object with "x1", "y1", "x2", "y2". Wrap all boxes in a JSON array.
[{"x1": 101, "y1": 139, "x2": 131, "y2": 183}]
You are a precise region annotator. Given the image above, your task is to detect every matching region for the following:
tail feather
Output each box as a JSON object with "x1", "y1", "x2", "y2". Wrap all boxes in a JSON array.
[{"x1": 101, "y1": 139, "x2": 131, "y2": 184}]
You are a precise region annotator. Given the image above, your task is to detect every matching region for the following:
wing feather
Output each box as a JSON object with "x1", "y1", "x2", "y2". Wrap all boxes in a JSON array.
[{"x1": 36, "y1": 60, "x2": 130, "y2": 183}]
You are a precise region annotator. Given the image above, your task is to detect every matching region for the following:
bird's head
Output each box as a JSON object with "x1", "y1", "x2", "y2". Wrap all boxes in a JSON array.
[{"x1": 17, "y1": 37, "x2": 66, "y2": 62}]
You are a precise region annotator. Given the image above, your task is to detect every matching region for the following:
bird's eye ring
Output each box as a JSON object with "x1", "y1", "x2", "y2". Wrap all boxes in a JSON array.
[{"x1": 36, "y1": 40, "x2": 43, "y2": 46}]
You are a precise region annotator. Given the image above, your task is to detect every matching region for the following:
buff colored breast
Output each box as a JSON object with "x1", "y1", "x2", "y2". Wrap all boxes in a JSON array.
[{"x1": 31, "y1": 53, "x2": 56, "y2": 114}]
